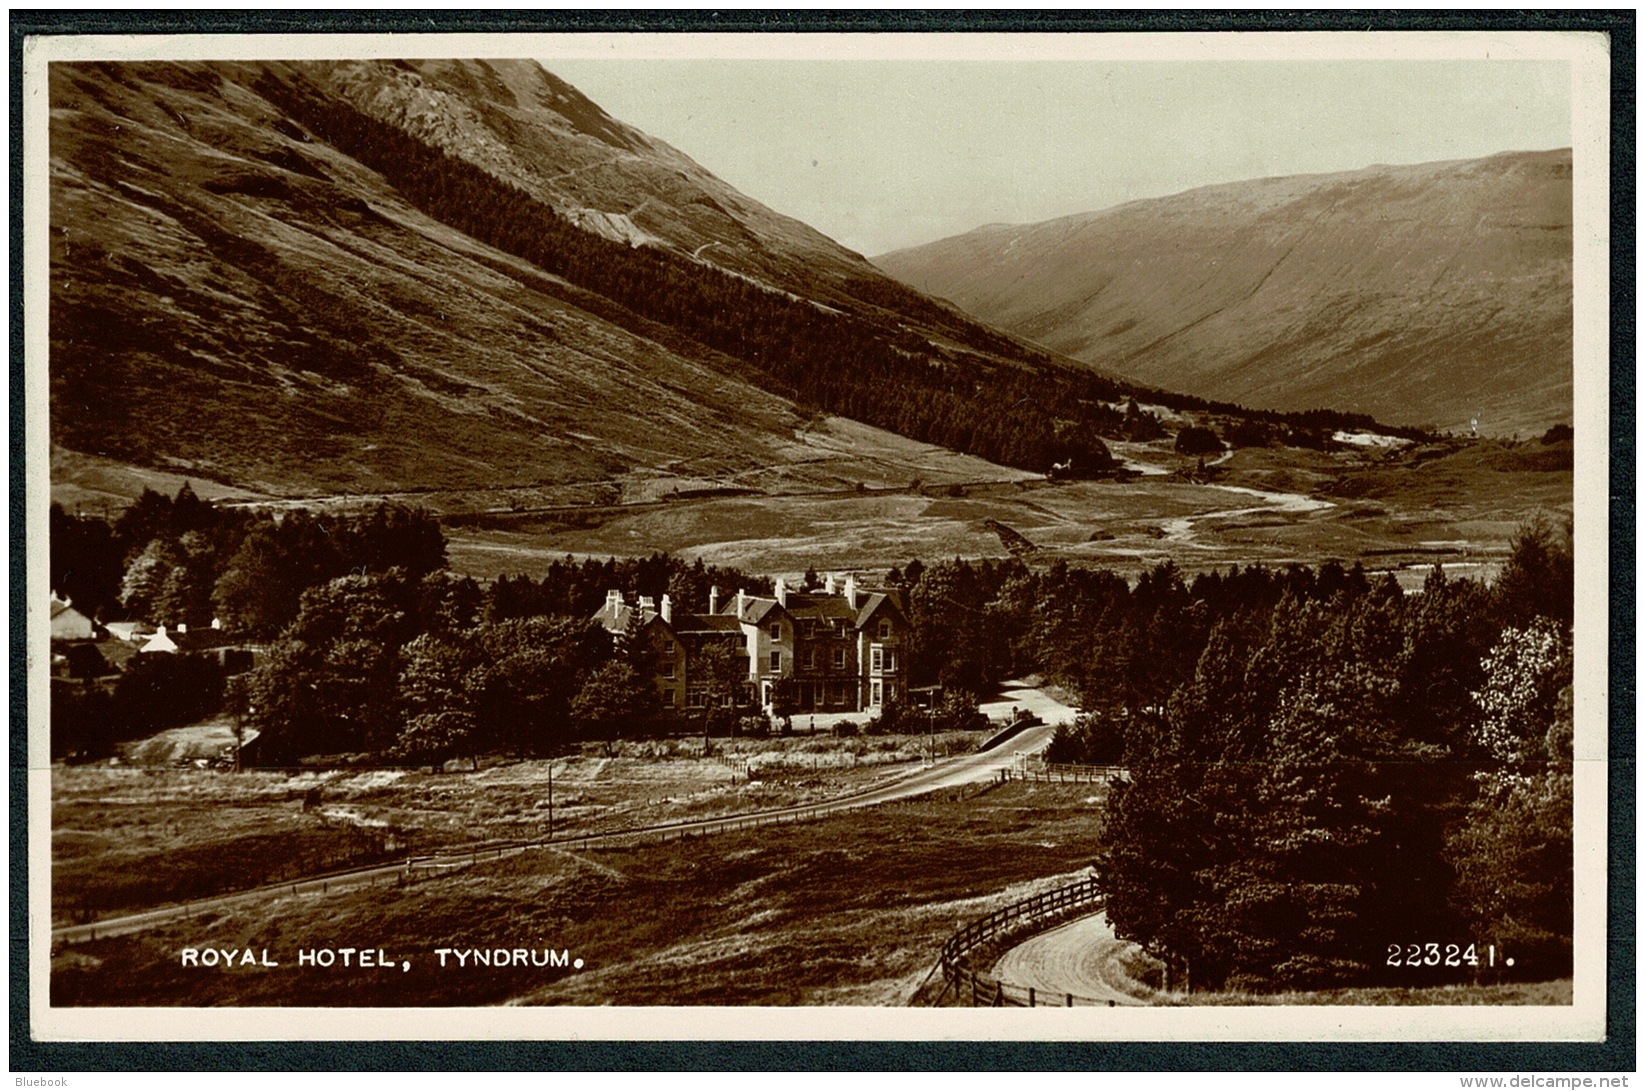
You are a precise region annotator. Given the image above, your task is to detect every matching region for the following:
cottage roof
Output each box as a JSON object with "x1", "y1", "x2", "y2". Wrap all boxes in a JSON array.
[
  {"x1": 140, "y1": 627, "x2": 180, "y2": 654},
  {"x1": 50, "y1": 595, "x2": 98, "y2": 641},
  {"x1": 724, "y1": 585, "x2": 906, "y2": 629},
  {"x1": 728, "y1": 596, "x2": 787, "y2": 625},
  {"x1": 855, "y1": 589, "x2": 908, "y2": 629},
  {"x1": 672, "y1": 613, "x2": 742, "y2": 634},
  {"x1": 782, "y1": 593, "x2": 857, "y2": 622},
  {"x1": 592, "y1": 600, "x2": 671, "y2": 638},
  {"x1": 102, "y1": 620, "x2": 152, "y2": 643}
]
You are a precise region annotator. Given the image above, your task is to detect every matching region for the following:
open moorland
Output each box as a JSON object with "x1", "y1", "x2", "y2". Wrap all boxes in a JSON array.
[
  {"x1": 52, "y1": 727, "x2": 985, "y2": 927},
  {"x1": 51, "y1": 405, "x2": 1573, "y2": 588},
  {"x1": 54, "y1": 431, "x2": 1572, "y2": 587},
  {"x1": 432, "y1": 432, "x2": 1572, "y2": 583},
  {"x1": 52, "y1": 780, "x2": 1109, "y2": 1006}
]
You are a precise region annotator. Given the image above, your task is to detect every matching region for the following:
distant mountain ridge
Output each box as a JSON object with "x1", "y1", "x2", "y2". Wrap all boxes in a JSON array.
[{"x1": 875, "y1": 150, "x2": 1573, "y2": 436}]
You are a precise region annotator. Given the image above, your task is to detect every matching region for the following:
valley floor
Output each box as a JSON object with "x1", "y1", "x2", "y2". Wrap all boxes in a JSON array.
[
  {"x1": 54, "y1": 431, "x2": 1574, "y2": 585},
  {"x1": 436, "y1": 436, "x2": 1571, "y2": 582}
]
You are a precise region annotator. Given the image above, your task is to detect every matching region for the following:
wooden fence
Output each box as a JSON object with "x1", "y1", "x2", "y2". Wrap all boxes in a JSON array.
[
  {"x1": 934, "y1": 876, "x2": 1120, "y2": 1007},
  {"x1": 1001, "y1": 761, "x2": 1128, "y2": 785}
]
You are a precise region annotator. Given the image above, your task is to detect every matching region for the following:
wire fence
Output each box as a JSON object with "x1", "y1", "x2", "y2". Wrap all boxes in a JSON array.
[{"x1": 934, "y1": 876, "x2": 1131, "y2": 1007}]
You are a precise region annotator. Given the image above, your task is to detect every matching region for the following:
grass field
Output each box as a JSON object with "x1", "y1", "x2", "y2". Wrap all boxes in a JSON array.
[
  {"x1": 52, "y1": 770, "x2": 1572, "y2": 1008},
  {"x1": 441, "y1": 438, "x2": 1573, "y2": 581},
  {"x1": 1163, "y1": 979, "x2": 1573, "y2": 1006},
  {"x1": 50, "y1": 728, "x2": 984, "y2": 927},
  {"x1": 55, "y1": 427, "x2": 1572, "y2": 583},
  {"x1": 51, "y1": 781, "x2": 1108, "y2": 1006}
]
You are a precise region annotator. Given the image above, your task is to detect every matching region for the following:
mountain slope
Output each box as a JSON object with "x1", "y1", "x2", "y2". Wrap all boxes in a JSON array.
[
  {"x1": 875, "y1": 152, "x2": 1573, "y2": 436},
  {"x1": 300, "y1": 59, "x2": 884, "y2": 299},
  {"x1": 49, "y1": 60, "x2": 814, "y2": 497},
  {"x1": 49, "y1": 59, "x2": 1144, "y2": 502}
]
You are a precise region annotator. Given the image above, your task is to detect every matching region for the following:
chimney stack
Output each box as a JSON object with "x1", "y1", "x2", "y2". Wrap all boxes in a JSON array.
[
  {"x1": 709, "y1": 586, "x2": 719, "y2": 614},
  {"x1": 660, "y1": 594, "x2": 672, "y2": 624},
  {"x1": 638, "y1": 595, "x2": 655, "y2": 613},
  {"x1": 824, "y1": 574, "x2": 836, "y2": 596},
  {"x1": 844, "y1": 575, "x2": 858, "y2": 609},
  {"x1": 774, "y1": 578, "x2": 787, "y2": 607},
  {"x1": 176, "y1": 623, "x2": 188, "y2": 634},
  {"x1": 606, "y1": 589, "x2": 624, "y2": 612},
  {"x1": 735, "y1": 589, "x2": 746, "y2": 617}
]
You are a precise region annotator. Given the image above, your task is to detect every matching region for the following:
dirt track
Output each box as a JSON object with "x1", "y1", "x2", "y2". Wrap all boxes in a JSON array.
[{"x1": 990, "y1": 912, "x2": 1151, "y2": 1006}]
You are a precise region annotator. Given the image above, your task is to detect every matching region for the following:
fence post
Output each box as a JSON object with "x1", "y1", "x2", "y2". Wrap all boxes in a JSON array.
[
  {"x1": 992, "y1": 981, "x2": 1003, "y2": 1007},
  {"x1": 1028, "y1": 987, "x2": 1035, "y2": 1007},
  {"x1": 1066, "y1": 992, "x2": 1073, "y2": 1007}
]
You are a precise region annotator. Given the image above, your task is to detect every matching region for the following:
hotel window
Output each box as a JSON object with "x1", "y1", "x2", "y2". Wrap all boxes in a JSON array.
[
  {"x1": 769, "y1": 651, "x2": 782, "y2": 673},
  {"x1": 661, "y1": 660, "x2": 676, "y2": 679},
  {"x1": 806, "y1": 647, "x2": 817, "y2": 670},
  {"x1": 878, "y1": 619, "x2": 892, "y2": 640},
  {"x1": 871, "y1": 680, "x2": 883, "y2": 706},
  {"x1": 770, "y1": 622, "x2": 782, "y2": 640},
  {"x1": 870, "y1": 645, "x2": 884, "y2": 672},
  {"x1": 833, "y1": 647, "x2": 846, "y2": 669},
  {"x1": 884, "y1": 649, "x2": 897, "y2": 672}
]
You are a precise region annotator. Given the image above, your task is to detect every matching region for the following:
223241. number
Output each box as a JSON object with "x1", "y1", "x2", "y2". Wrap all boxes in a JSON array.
[{"x1": 1386, "y1": 943, "x2": 1507, "y2": 968}]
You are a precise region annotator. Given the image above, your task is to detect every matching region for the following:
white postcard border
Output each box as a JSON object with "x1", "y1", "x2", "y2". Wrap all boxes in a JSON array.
[{"x1": 22, "y1": 26, "x2": 1614, "y2": 1045}]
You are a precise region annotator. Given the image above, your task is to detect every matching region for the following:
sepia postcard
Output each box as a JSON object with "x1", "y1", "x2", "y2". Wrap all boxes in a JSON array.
[{"x1": 22, "y1": 23, "x2": 1616, "y2": 1050}]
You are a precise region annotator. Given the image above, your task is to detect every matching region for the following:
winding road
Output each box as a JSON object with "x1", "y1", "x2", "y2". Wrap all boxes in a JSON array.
[
  {"x1": 1161, "y1": 482, "x2": 1334, "y2": 544},
  {"x1": 51, "y1": 681, "x2": 1073, "y2": 946},
  {"x1": 990, "y1": 912, "x2": 1150, "y2": 1006}
]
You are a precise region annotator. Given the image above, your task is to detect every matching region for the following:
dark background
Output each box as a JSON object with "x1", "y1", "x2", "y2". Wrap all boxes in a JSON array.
[{"x1": 10, "y1": 8, "x2": 1635, "y2": 1074}]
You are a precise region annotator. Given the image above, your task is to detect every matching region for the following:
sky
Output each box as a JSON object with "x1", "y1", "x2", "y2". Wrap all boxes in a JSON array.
[{"x1": 538, "y1": 58, "x2": 1572, "y2": 257}]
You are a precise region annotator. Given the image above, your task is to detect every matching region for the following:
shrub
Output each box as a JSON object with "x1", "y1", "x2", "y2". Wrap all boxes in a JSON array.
[
  {"x1": 113, "y1": 652, "x2": 226, "y2": 735},
  {"x1": 1220, "y1": 419, "x2": 1274, "y2": 448},
  {"x1": 868, "y1": 699, "x2": 911, "y2": 735},
  {"x1": 1540, "y1": 423, "x2": 1573, "y2": 445},
  {"x1": 929, "y1": 690, "x2": 988, "y2": 732},
  {"x1": 1174, "y1": 426, "x2": 1224, "y2": 456}
]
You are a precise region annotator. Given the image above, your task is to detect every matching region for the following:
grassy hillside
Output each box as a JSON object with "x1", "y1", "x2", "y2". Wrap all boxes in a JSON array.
[
  {"x1": 50, "y1": 62, "x2": 813, "y2": 497},
  {"x1": 48, "y1": 60, "x2": 1128, "y2": 502},
  {"x1": 876, "y1": 151, "x2": 1573, "y2": 437},
  {"x1": 50, "y1": 60, "x2": 1429, "y2": 508}
]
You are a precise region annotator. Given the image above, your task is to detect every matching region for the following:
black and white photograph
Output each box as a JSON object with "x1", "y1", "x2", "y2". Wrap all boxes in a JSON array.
[{"x1": 23, "y1": 24, "x2": 1614, "y2": 1046}]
